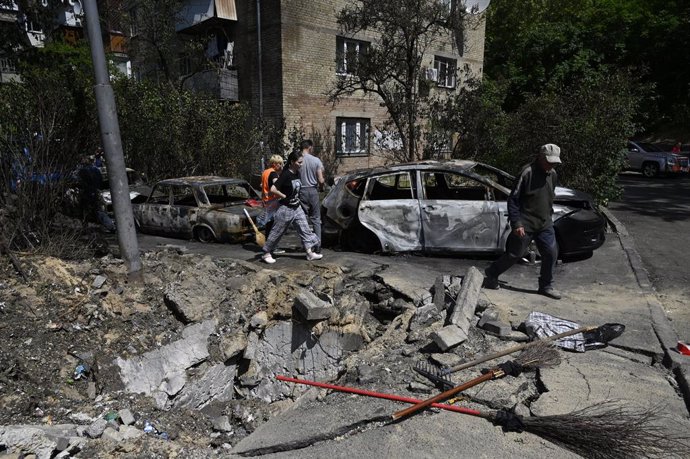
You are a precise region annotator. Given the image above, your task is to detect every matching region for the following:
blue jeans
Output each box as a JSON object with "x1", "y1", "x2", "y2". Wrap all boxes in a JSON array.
[{"x1": 486, "y1": 226, "x2": 558, "y2": 290}]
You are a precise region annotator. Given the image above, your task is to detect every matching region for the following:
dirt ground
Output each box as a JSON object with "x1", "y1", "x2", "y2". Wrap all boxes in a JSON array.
[{"x1": 0, "y1": 239, "x2": 542, "y2": 458}]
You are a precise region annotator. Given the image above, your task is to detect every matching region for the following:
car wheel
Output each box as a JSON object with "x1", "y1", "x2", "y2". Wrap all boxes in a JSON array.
[
  {"x1": 194, "y1": 226, "x2": 215, "y2": 243},
  {"x1": 641, "y1": 162, "x2": 659, "y2": 178},
  {"x1": 342, "y1": 222, "x2": 380, "y2": 253}
]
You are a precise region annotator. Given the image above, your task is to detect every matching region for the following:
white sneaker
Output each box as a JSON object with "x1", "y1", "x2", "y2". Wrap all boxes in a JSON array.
[
  {"x1": 262, "y1": 253, "x2": 276, "y2": 264},
  {"x1": 306, "y1": 251, "x2": 323, "y2": 261}
]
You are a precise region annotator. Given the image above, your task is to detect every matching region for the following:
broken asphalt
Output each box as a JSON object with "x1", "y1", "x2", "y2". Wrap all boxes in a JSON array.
[{"x1": 158, "y1": 211, "x2": 690, "y2": 458}]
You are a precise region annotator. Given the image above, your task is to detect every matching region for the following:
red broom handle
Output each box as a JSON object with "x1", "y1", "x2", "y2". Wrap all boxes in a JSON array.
[
  {"x1": 276, "y1": 375, "x2": 482, "y2": 416},
  {"x1": 392, "y1": 371, "x2": 495, "y2": 420}
]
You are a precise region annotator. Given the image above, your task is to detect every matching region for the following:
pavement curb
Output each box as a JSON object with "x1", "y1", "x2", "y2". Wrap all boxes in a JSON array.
[{"x1": 601, "y1": 207, "x2": 690, "y2": 412}]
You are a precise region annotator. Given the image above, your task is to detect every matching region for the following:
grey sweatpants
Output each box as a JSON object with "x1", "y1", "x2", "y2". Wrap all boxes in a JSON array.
[
  {"x1": 299, "y1": 186, "x2": 322, "y2": 245},
  {"x1": 263, "y1": 205, "x2": 319, "y2": 253}
]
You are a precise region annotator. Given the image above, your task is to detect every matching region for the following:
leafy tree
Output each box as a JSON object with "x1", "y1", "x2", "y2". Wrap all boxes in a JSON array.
[
  {"x1": 484, "y1": 0, "x2": 690, "y2": 131},
  {"x1": 330, "y1": 0, "x2": 457, "y2": 162},
  {"x1": 429, "y1": 72, "x2": 642, "y2": 204},
  {"x1": 124, "y1": 0, "x2": 216, "y2": 85},
  {"x1": 113, "y1": 78, "x2": 264, "y2": 181},
  {"x1": 0, "y1": 43, "x2": 101, "y2": 257}
]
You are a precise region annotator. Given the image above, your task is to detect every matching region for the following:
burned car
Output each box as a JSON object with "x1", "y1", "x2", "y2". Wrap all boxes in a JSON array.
[
  {"x1": 322, "y1": 160, "x2": 606, "y2": 258},
  {"x1": 100, "y1": 168, "x2": 151, "y2": 212},
  {"x1": 132, "y1": 176, "x2": 263, "y2": 243}
]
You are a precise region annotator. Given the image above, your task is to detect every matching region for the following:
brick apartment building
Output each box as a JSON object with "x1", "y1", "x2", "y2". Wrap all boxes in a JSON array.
[{"x1": 179, "y1": 0, "x2": 487, "y2": 173}]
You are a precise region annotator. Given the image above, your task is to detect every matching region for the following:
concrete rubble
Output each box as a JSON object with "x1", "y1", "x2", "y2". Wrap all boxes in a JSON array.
[{"x1": 1, "y1": 235, "x2": 690, "y2": 458}]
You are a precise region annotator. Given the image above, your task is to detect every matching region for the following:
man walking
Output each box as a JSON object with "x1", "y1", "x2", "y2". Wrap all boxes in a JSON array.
[
  {"x1": 298, "y1": 139, "x2": 325, "y2": 250},
  {"x1": 484, "y1": 144, "x2": 562, "y2": 299}
]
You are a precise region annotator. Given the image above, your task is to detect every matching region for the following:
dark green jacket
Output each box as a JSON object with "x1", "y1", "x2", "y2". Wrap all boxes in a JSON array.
[{"x1": 508, "y1": 162, "x2": 557, "y2": 232}]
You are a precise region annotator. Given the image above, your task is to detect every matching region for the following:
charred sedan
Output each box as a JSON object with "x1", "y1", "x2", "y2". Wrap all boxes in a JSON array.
[
  {"x1": 322, "y1": 161, "x2": 605, "y2": 258},
  {"x1": 132, "y1": 176, "x2": 262, "y2": 243}
]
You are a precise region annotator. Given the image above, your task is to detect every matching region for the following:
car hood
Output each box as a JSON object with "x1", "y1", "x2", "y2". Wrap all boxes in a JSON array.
[{"x1": 554, "y1": 186, "x2": 594, "y2": 203}]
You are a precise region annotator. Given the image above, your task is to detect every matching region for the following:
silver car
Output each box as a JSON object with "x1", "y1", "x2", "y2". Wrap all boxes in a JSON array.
[{"x1": 322, "y1": 160, "x2": 606, "y2": 258}]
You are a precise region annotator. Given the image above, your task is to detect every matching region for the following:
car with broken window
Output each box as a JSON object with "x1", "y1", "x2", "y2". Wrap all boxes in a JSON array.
[
  {"x1": 131, "y1": 176, "x2": 263, "y2": 243},
  {"x1": 322, "y1": 160, "x2": 606, "y2": 258}
]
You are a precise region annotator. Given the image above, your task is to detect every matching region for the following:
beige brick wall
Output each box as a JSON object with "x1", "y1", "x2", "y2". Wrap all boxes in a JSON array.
[{"x1": 236, "y1": 0, "x2": 487, "y2": 174}]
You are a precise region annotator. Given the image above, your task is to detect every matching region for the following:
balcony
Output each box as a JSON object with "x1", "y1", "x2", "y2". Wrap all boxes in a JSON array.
[{"x1": 182, "y1": 67, "x2": 238, "y2": 101}]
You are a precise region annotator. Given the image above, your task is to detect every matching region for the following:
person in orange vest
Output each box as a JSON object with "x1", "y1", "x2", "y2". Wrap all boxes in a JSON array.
[{"x1": 260, "y1": 154, "x2": 284, "y2": 239}]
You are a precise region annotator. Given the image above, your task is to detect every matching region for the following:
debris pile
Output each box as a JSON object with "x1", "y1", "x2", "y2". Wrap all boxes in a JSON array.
[{"x1": 0, "y1": 248, "x2": 686, "y2": 458}]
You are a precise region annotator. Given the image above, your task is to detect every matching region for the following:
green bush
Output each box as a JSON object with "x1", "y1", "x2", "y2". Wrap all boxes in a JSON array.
[{"x1": 429, "y1": 72, "x2": 641, "y2": 204}]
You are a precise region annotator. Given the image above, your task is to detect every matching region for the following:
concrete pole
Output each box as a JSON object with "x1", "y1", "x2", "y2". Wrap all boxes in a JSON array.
[{"x1": 83, "y1": 0, "x2": 142, "y2": 278}]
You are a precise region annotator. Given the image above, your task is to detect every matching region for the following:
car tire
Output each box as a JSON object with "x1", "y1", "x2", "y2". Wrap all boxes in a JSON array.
[
  {"x1": 641, "y1": 162, "x2": 659, "y2": 178},
  {"x1": 342, "y1": 222, "x2": 381, "y2": 253},
  {"x1": 194, "y1": 226, "x2": 215, "y2": 243}
]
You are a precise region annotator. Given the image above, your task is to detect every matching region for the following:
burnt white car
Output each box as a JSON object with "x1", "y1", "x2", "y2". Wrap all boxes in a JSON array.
[
  {"x1": 132, "y1": 176, "x2": 262, "y2": 243},
  {"x1": 322, "y1": 160, "x2": 606, "y2": 258}
]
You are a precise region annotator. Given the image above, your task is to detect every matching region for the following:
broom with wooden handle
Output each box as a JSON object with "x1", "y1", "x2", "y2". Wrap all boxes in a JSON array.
[
  {"x1": 393, "y1": 341, "x2": 560, "y2": 421},
  {"x1": 243, "y1": 208, "x2": 266, "y2": 247},
  {"x1": 278, "y1": 376, "x2": 690, "y2": 458}
]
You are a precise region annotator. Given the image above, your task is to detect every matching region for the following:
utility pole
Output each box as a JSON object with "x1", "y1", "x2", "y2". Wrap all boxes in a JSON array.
[{"x1": 83, "y1": 0, "x2": 142, "y2": 279}]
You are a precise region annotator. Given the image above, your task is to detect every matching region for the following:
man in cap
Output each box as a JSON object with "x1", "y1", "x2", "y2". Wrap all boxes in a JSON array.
[{"x1": 484, "y1": 143, "x2": 562, "y2": 299}]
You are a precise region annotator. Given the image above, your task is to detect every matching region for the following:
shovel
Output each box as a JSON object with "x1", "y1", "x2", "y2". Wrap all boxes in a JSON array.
[{"x1": 243, "y1": 208, "x2": 266, "y2": 247}]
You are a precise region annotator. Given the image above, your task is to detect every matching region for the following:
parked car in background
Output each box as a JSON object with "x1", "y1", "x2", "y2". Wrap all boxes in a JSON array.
[
  {"x1": 100, "y1": 168, "x2": 151, "y2": 212},
  {"x1": 624, "y1": 140, "x2": 689, "y2": 177},
  {"x1": 132, "y1": 176, "x2": 263, "y2": 243},
  {"x1": 322, "y1": 160, "x2": 606, "y2": 259}
]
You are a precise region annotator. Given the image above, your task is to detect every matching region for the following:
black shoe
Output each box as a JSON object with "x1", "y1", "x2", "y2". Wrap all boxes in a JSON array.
[
  {"x1": 538, "y1": 287, "x2": 562, "y2": 300},
  {"x1": 483, "y1": 270, "x2": 500, "y2": 290}
]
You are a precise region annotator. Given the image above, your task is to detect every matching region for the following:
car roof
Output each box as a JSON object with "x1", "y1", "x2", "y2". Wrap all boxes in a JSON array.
[
  {"x1": 341, "y1": 160, "x2": 478, "y2": 179},
  {"x1": 156, "y1": 176, "x2": 250, "y2": 187}
]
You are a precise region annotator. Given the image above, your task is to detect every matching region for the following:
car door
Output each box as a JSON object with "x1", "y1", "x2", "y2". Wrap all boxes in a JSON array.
[
  {"x1": 136, "y1": 184, "x2": 172, "y2": 234},
  {"x1": 137, "y1": 184, "x2": 195, "y2": 237},
  {"x1": 626, "y1": 141, "x2": 643, "y2": 169},
  {"x1": 419, "y1": 171, "x2": 502, "y2": 253},
  {"x1": 358, "y1": 171, "x2": 423, "y2": 252}
]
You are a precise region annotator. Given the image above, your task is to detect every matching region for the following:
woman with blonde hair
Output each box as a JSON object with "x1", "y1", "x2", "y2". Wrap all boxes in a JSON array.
[{"x1": 259, "y1": 154, "x2": 284, "y2": 238}]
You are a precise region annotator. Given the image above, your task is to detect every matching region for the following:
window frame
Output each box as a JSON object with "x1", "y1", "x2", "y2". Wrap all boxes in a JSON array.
[
  {"x1": 433, "y1": 55, "x2": 457, "y2": 89},
  {"x1": 336, "y1": 117, "x2": 370, "y2": 157},
  {"x1": 336, "y1": 36, "x2": 368, "y2": 76}
]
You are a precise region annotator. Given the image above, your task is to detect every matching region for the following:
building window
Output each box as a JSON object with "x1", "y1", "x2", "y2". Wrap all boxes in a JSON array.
[
  {"x1": 336, "y1": 37, "x2": 368, "y2": 76},
  {"x1": 433, "y1": 56, "x2": 456, "y2": 88},
  {"x1": 336, "y1": 117, "x2": 370, "y2": 156},
  {"x1": 0, "y1": 57, "x2": 17, "y2": 73}
]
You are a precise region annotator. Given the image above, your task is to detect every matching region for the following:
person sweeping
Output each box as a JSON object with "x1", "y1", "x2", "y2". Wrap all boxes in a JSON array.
[{"x1": 261, "y1": 150, "x2": 322, "y2": 264}]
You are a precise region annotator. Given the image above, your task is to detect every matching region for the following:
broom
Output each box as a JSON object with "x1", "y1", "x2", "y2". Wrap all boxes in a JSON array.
[
  {"x1": 243, "y1": 208, "x2": 266, "y2": 247},
  {"x1": 277, "y1": 376, "x2": 690, "y2": 458},
  {"x1": 393, "y1": 341, "x2": 560, "y2": 421}
]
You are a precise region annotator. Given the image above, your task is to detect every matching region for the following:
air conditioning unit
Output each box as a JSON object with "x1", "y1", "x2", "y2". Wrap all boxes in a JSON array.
[{"x1": 426, "y1": 68, "x2": 438, "y2": 82}]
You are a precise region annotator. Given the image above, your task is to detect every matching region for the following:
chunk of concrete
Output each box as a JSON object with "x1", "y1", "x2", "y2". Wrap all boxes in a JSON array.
[
  {"x1": 446, "y1": 266, "x2": 483, "y2": 330},
  {"x1": 212, "y1": 416, "x2": 233, "y2": 433},
  {"x1": 115, "y1": 320, "x2": 215, "y2": 397},
  {"x1": 221, "y1": 331, "x2": 248, "y2": 361},
  {"x1": 409, "y1": 302, "x2": 443, "y2": 331},
  {"x1": 294, "y1": 290, "x2": 334, "y2": 321},
  {"x1": 173, "y1": 363, "x2": 237, "y2": 410},
  {"x1": 92, "y1": 275, "x2": 107, "y2": 289},
  {"x1": 431, "y1": 325, "x2": 468, "y2": 351},
  {"x1": 477, "y1": 309, "x2": 499, "y2": 328},
  {"x1": 243, "y1": 331, "x2": 259, "y2": 360},
  {"x1": 85, "y1": 418, "x2": 107, "y2": 439},
  {"x1": 482, "y1": 320, "x2": 511, "y2": 337},
  {"x1": 118, "y1": 409, "x2": 135, "y2": 426},
  {"x1": 249, "y1": 311, "x2": 269, "y2": 329},
  {"x1": 433, "y1": 276, "x2": 445, "y2": 312}
]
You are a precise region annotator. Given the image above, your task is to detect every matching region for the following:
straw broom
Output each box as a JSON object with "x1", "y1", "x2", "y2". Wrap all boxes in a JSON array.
[
  {"x1": 277, "y1": 376, "x2": 690, "y2": 458},
  {"x1": 393, "y1": 341, "x2": 561, "y2": 420}
]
